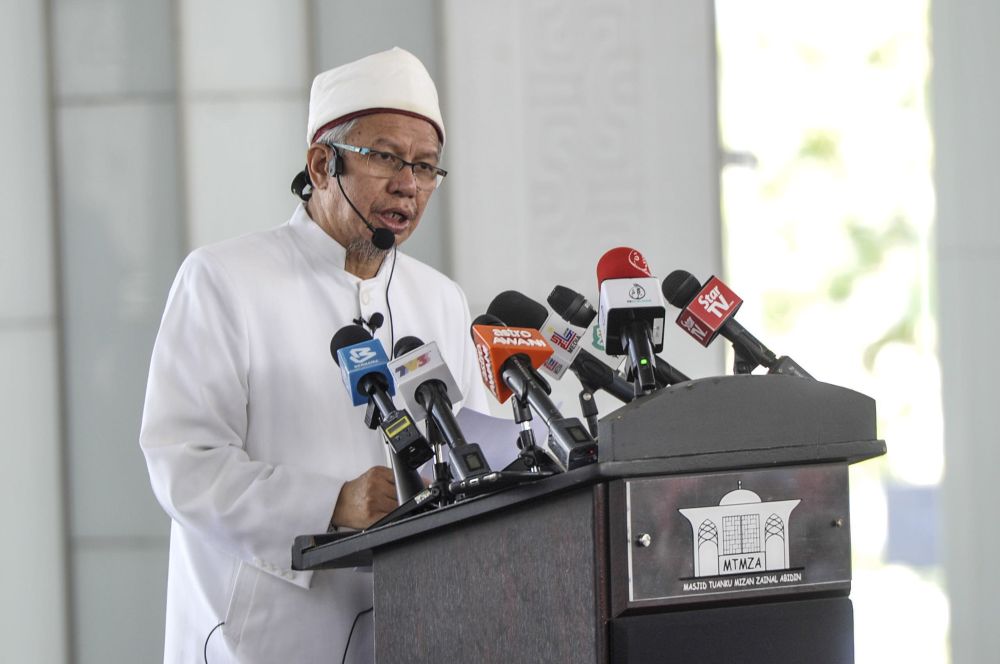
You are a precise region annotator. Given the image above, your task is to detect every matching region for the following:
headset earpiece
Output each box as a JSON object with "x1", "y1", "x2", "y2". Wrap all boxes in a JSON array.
[{"x1": 327, "y1": 146, "x2": 343, "y2": 178}]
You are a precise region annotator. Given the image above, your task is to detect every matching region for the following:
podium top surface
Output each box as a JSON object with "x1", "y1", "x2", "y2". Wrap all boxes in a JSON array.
[{"x1": 598, "y1": 374, "x2": 875, "y2": 462}]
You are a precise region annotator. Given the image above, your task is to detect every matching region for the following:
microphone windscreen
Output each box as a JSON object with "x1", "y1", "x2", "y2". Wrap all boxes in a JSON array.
[
  {"x1": 547, "y1": 285, "x2": 596, "y2": 328},
  {"x1": 372, "y1": 228, "x2": 395, "y2": 250},
  {"x1": 471, "y1": 313, "x2": 505, "y2": 329},
  {"x1": 393, "y1": 335, "x2": 424, "y2": 358},
  {"x1": 661, "y1": 270, "x2": 703, "y2": 308},
  {"x1": 487, "y1": 291, "x2": 548, "y2": 330},
  {"x1": 330, "y1": 324, "x2": 372, "y2": 365},
  {"x1": 596, "y1": 247, "x2": 653, "y2": 286}
]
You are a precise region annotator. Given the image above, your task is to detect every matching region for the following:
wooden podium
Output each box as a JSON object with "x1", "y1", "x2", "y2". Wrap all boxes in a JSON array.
[{"x1": 294, "y1": 375, "x2": 885, "y2": 663}]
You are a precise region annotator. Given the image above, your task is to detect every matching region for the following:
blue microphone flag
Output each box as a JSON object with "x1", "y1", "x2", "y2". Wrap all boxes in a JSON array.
[{"x1": 337, "y1": 338, "x2": 395, "y2": 406}]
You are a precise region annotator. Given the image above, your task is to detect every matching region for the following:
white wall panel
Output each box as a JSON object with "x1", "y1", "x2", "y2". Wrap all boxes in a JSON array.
[
  {"x1": 0, "y1": 329, "x2": 67, "y2": 663},
  {"x1": 442, "y1": 0, "x2": 725, "y2": 412},
  {"x1": 183, "y1": 98, "x2": 307, "y2": 248},
  {"x1": 72, "y1": 546, "x2": 169, "y2": 664},
  {"x1": 180, "y1": 0, "x2": 308, "y2": 94},
  {"x1": 0, "y1": 0, "x2": 56, "y2": 319},
  {"x1": 57, "y1": 102, "x2": 181, "y2": 537},
  {"x1": 0, "y1": 2, "x2": 67, "y2": 662},
  {"x1": 933, "y1": 2, "x2": 1000, "y2": 661},
  {"x1": 52, "y1": 0, "x2": 175, "y2": 98}
]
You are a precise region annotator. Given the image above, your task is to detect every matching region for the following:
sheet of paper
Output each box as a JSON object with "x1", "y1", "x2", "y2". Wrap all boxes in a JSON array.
[{"x1": 455, "y1": 407, "x2": 549, "y2": 470}]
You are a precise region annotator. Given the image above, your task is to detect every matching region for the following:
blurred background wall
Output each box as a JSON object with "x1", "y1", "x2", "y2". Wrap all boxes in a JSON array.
[{"x1": 0, "y1": 1, "x2": 994, "y2": 662}]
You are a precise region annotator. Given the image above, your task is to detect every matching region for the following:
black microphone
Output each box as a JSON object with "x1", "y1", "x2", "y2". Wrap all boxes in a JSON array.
[
  {"x1": 352, "y1": 312, "x2": 385, "y2": 334},
  {"x1": 489, "y1": 290, "x2": 635, "y2": 403},
  {"x1": 334, "y1": 172, "x2": 395, "y2": 250},
  {"x1": 662, "y1": 270, "x2": 812, "y2": 378},
  {"x1": 390, "y1": 336, "x2": 491, "y2": 481},
  {"x1": 547, "y1": 285, "x2": 597, "y2": 328}
]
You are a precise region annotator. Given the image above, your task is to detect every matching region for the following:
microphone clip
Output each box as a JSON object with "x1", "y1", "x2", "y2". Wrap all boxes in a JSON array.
[{"x1": 353, "y1": 312, "x2": 385, "y2": 335}]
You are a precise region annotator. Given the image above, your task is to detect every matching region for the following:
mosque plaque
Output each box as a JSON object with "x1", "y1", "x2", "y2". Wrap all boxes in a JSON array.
[{"x1": 612, "y1": 462, "x2": 852, "y2": 613}]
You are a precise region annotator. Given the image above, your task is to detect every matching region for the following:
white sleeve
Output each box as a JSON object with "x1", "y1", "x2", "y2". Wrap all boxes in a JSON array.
[{"x1": 139, "y1": 250, "x2": 341, "y2": 589}]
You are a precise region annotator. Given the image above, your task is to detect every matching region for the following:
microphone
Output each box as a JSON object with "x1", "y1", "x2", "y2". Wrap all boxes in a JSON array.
[
  {"x1": 547, "y1": 285, "x2": 597, "y2": 328},
  {"x1": 595, "y1": 247, "x2": 666, "y2": 395},
  {"x1": 352, "y1": 312, "x2": 385, "y2": 335},
  {"x1": 470, "y1": 315, "x2": 598, "y2": 471},
  {"x1": 334, "y1": 170, "x2": 395, "y2": 250},
  {"x1": 389, "y1": 336, "x2": 491, "y2": 481},
  {"x1": 489, "y1": 290, "x2": 634, "y2": 403},
  {"x1": 330, "y1": 325, "x2": 434, "y2": 469},
  {"x1": 360, "y1": 215, "x2": 396, "y2": 251},
  {"x1": 546, "y1": 285, "x2": 690, "y2": 394},
  {"x1": 661, "y1": 270, "x2": 812, "y2": 378}
]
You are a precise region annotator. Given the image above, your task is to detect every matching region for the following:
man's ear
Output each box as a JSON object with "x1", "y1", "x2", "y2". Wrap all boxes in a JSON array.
[{"x1": 306, "y1": 143, "x2": 335, "y2": 189}]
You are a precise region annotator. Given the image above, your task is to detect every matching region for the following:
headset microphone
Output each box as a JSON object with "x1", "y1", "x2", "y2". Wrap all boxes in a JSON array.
[{"x1": 328, "y1": 146, "x2": 396, "y2": 251}]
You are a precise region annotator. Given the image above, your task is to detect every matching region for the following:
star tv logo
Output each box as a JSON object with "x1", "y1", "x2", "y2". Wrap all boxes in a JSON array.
[{"x1": 698, "y1": 284, "x2": 733, "y2": 318}]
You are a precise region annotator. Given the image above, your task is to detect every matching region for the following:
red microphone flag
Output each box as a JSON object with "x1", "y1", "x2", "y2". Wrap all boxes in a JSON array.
[{"x1": 675, "y1": 276, "x2": 744, "y2": 347}]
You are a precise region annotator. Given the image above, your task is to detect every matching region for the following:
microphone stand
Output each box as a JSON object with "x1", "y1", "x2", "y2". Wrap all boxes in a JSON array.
[
  {"x1": 368, "y1": 427, "x2": 440, "y2": 530},
  {"x1": 577, "y1": 384, "x2": 600, "y2": 440},
  {"x1": 425, "y1": 418, "x2": 456, "y2": 506},
  {"x1": 733, "y1": 347, "x2": 758, "y2": 375},
  {"x1": 369, "y1": 398, "x2": 561, "y2": 530},
  {"x1": 500, "y1": 396, "x2": 562, "y2": 474}
]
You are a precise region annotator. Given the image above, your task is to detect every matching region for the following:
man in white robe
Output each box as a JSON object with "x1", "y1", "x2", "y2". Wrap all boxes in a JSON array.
[{"x1": 140, "y1": 47, "x2": 488, "y2": 663}]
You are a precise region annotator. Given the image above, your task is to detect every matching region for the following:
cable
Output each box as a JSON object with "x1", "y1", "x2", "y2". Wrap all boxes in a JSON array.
[
  {"x1": 341, "y1": 607, "x2": 374, "y2": 664},
  {"x1": 334, "y1": 173, "x2": 394, "y2": 250},
  {"x1": 386, "y1": 245, "x2": 397, "y2": 353},
  {"x1": 203, "y1": 621, "x2": 224, "y2": 663}
]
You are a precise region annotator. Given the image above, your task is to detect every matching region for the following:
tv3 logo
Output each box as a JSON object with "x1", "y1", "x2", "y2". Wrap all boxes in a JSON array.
[
  {"x1": 394, "y1": 352, "x2": 430, "y2": 377},
  {"x1": 349, "y1": 346, "x2": 378, "y2": 364}
]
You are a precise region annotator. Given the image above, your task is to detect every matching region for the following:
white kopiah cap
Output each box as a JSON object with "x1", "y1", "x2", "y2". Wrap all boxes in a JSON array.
[{"x1": 306, "y1": 47, "x2": 445, "y2": 147}]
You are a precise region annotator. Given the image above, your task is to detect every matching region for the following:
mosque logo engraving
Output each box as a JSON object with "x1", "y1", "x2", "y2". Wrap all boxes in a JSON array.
[{"x1": 678, "y1": 482, "x2": 800, "y2": 579}]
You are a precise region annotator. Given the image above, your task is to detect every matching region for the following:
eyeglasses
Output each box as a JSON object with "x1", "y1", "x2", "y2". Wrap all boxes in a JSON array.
[{"x1": 327, "y1": 142, "x2": 447, "y2": 189}]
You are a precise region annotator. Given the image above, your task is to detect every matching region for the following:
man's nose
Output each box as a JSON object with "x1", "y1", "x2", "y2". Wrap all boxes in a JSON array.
[{"x1": 388, "y1": 165, "x2": 419, "y2": 195}]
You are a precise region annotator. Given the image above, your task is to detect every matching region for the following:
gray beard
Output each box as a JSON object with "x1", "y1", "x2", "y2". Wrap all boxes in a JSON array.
[{"x1": 345, "y1": 236, "x2": 389, "y2": 266}]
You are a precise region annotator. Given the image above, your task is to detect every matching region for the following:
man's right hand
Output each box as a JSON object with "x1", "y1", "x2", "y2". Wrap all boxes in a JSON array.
[{"x1": 330, "y1": 466, "x2": 398, "y2": 530}]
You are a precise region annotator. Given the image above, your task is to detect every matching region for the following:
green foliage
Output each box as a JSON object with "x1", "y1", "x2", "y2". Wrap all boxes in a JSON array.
[
  {"x1": 827, "y1": 215, "x2": 918, "y2": 302},
  {"x1": 798, "y1": 130, "x2": 840, "y2": 162},
  {"x1": 862, "y1": 284, "x2": 922, "y2": 371}
]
